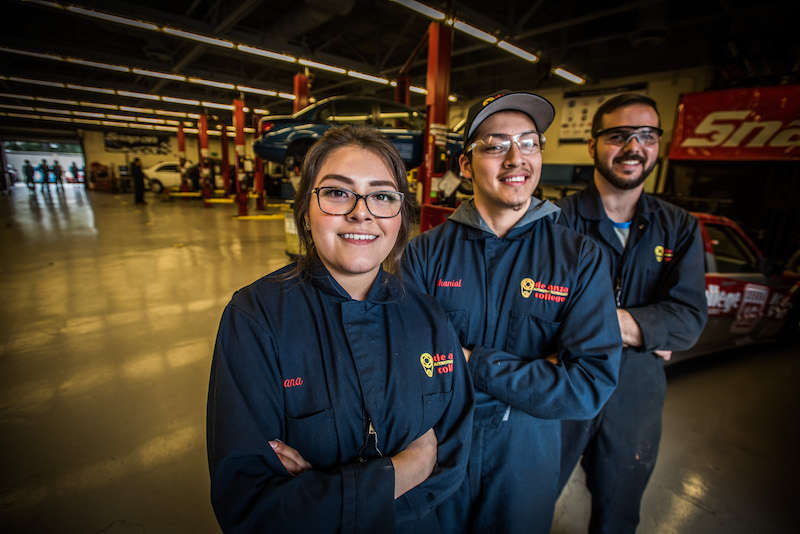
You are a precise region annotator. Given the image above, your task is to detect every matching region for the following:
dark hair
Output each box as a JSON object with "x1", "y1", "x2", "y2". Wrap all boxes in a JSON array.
[
  {"x1": 292, "y1": 125, "x2": 414, "y2": 277},
  {"x1": 591, "y1": 93, "x2": 661, "y2": 136}
]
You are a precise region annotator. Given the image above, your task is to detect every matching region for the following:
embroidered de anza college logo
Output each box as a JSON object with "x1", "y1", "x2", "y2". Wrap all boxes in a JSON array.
[
  {"x1": 520, "y1": 277, "x2": 569, "y2": 303},
  {"x1": 420, "y1": 352, "x2": 454, "y2": 377}
]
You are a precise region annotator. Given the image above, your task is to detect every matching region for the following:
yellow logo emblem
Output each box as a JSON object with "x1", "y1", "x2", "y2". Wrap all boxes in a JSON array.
[
  {"x1": 420, "y1": 353, "x2": 434, "y2": 378},
  {"x1": 521, "y1": 277, "x2": 534, "y2": 298},
  {"x1": 654, "y1": 245, "x2": 664, "y2": 263}
]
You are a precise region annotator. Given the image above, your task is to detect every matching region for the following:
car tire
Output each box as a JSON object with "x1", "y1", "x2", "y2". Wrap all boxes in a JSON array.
[{"x1": 149, "y1": 179, "x2": 164, "y2": 194}]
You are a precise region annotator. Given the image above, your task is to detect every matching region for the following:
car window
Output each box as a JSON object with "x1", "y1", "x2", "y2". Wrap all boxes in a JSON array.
[
  {"x1": 705, "y1": 223, "x2": 759, "y2": 273},
  {"x1": 328, "y1": 100, "x2": 373, "y2": 125},
  {"x1": 377, "y1": 102, "x2": 425, "y2": 130},
  {"x1": 160, "y1": 164, "x2": 179, "y2": 173}
]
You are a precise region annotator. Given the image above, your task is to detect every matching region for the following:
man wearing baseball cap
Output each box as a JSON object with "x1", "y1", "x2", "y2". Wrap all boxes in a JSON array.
[{"x1": 402, "y1": 90, "x2": 623, "y2": 533}]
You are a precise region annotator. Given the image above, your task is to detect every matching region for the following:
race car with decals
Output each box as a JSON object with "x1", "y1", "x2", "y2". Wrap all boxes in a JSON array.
[{"x1": 671, "y1": 213, "x2": 800, "y2": 363}]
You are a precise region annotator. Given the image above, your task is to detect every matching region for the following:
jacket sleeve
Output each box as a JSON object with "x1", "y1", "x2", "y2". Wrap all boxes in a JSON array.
[
  {"x1": 395, "y1": 322, "x2": 474, "y2": 525},
  {"x1": 467, "y1": 241, "x2": 622, "y2": 420},
  {"x1": 627, "y1": 215, "x2": 708, "y2": 352},
  {"x1": 207, "y1": 304, "x2": 395, "y2": 534}
]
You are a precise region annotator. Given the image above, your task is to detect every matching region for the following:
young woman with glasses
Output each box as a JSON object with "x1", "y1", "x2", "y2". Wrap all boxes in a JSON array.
[{"x1": 207, "y1": 125, "x2": 474, "y2": 534}]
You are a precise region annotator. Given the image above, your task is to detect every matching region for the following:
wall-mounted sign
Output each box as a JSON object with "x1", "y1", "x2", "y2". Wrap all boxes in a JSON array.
[
  {"x1": 559, "y1": 83, "x2": 648, "y2": 143},
  {"x1": 104, "y1": 132, "x2": 170, "y2": 154},
  {"x1": 669, "y1": 85, "x2": 800, "y2": 161}
]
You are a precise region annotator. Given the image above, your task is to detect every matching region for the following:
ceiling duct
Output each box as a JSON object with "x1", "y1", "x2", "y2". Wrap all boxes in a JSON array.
[{"x1": 265, "y1": 0, "x2": 356, "y2": 41}]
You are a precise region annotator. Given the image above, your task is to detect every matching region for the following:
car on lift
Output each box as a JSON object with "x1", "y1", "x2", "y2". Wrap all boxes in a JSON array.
[
  {"x1": 252, "y1": 95, "x2": 463, "y2": 174},
  {"x1": 143, "y1": 161, "x2": 193, "y2": 194},
  {"x1": 670, "y1": 213, "x2": 800, "y2": 363}
]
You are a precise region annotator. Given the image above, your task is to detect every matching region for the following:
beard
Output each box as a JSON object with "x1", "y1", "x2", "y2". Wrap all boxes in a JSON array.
[{"x1": 594, "y1": 152, "x2": 656, "y2": 190}]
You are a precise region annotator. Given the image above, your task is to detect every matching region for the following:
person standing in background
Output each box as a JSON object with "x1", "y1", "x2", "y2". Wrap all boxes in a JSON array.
[
  {"x1": 52, "y1": 160, "x2": 64, "y2": 188},
  {"x1": 131, "y1": 157, "x2": 146, "y2": 205},
  {"x1": 557, "y1": 93, "x2": 708, "y2": 534},
  {"x1": 38, "y1": 159, "x2": 50, "y2": 191},
  {"x1": 23, "y1": 160, "x2": 35, "y2": 191}
]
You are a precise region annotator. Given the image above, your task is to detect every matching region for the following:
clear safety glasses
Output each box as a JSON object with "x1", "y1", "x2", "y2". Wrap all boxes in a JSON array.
[
  {"x1": 466, "y1": 131, "x2": 546, "y2": 157},
  {"x1": 593, "y1": 126, "x2": 664, "y2": 146}
]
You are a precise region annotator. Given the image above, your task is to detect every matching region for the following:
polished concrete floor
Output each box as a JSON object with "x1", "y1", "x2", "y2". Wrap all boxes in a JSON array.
[{"x1": 1, "y1": 183, "x2": 797, "y2": 533}]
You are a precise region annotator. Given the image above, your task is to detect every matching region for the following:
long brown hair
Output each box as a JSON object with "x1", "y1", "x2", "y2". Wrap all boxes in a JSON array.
[{"x1": 292, "y1": 125, "x2": 415, "y2": 277}]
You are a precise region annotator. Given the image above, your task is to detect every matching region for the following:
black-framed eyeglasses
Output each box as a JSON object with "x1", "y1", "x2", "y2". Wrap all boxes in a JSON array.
[
  {"x1": 593, "y1": 126, "x2": 663, "y2": 146},
  {"x1": 466, "y1": 131, "x2": 545, "y2": 157},
  {"x1": 312, "y1": 186, "x2": 404, "y2": 218}
]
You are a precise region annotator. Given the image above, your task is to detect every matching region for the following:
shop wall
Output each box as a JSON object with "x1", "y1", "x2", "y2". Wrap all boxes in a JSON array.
[{"x1": 80, "y1": 130, "x2": 255, "y2": 177}]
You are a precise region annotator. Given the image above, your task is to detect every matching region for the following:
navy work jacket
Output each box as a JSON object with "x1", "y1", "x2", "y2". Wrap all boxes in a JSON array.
[
  {"x1": 402, "y1": 199, "x2": 622, "y2": 420},
  {"x1": 556, "y1": 180, "x2": 708, "y2": 353},
  {"x1": 207, "y1": 258, "x2": 474, "y2": 534}
]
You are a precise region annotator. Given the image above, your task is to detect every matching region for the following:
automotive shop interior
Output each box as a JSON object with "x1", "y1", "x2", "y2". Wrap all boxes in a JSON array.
[{"x1": 1, "y1": 1, "x2": 798, "y2": 533}]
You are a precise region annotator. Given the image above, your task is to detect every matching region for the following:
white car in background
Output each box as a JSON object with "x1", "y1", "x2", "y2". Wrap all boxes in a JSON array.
[{"x1": 143, "y1": 161, "x2": 192, "y2": 194}]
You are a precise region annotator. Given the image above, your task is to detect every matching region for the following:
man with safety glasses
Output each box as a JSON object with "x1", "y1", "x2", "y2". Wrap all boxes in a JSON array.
[
  {"x1": 557, "y1": 93, "x2": 708, "y2": 533},
  {"x1": 402, "y1": 90, "x2": 623, "y2": 533}
]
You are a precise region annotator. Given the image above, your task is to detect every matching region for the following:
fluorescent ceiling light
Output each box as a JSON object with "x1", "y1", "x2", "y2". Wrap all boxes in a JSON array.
[
  {"x1": 409, "y1": 86, "x2": 427, "y2": 94},
  {"x1": 42, "y1": 115, "x2": 73, "y2": 122},
  {"x1": 23, "y1": 1, "x2": 62, "y2": 8},
  {"x1": 183, "y1": 128, "x2": 199, "y2": 134},
  {"x1": 8, "y1": 113, "x2": 40, "y2": 119},
  {"x1": 133, "y1": 68, "x2": 186, "y2": 81},
  {"x1": 498, "y1": 41, "x2": 539, "y2": 62},
  {"x1": 130, "y1": 123, "x2": 155, "y2": 130},
  {"x1": 1, "y1": 104, "x2": 36, "y2": 111},
  {"x1": 298, "y1": 59, "x2": 346, "y2": 74},
  {"x1": 187, "y1": 113, "x2": 200, "y2": 119},
  {"x1": 101, "y1": 120, "x2": 128, "y2": 127},
  {"x1": 0, "y1": 46, "x2": 62, "y2": 61},
  {"x1": 74, "y1": 111, "x2": 105, "y2": 118},
  {"x1": 73, "y1": 119, "x2": 102, "y2": 125},
  {"x1": 9, "y1": 77, "x2": 64, "y2": 88},
  {"x1": 35, "y1": 107, "x2": 71, "y2": 114},
  {"x1": 164, "y1": 120, "x2": 181, "y2": 125},
  {"x1": 138, "y1": 117, "x2": 166, "y2": 124},
  {"x1": 155, "y1": 126, "x2": 179, "y2": 132},
  {"x1": 81, "y1": 102, "x2": 118, "y2": 109},
  {"x1": 237, "y1": 45, "x2": 296, "y2": 63},
  {"x1": 453, "y1": 21, "x2": 497, "y2": 43},
  {"x1": 390, "y1": 0, "x2": 445, "y2": 20},
  {"x1": 107, "y1": 114, "x2": 136, "y2": 121},
  {"x1": 348, "y1": 71, "x2": 389, "y2": 84},
  {"x1": 117, "y1": 90, "x2": 161, "y2": 100},
  {"x1": 552, "y1": 67, "x2": 585, "y2": 85},
  {"x1": 36, "y1": 97, "x2": 78, "y2": 105},
  {"x1": 163, "y1": 28, "x2": 234, "y2": 48},
  {"x1": 253, "y1": 108, "x2": 269, "y2": 115},
  {"x1": 278, "y1": 93, "x2": 296, "y2": 100},
  {"x1": 448, "y1": 95, "x2": 457, "y2": 102},
  {"x1": 237, "y1": 86, "x2": 277, "y2": 97},
  {"x1": 68, "y1": 84, "x2": 115, "y2": 94},
  {"x1": 0, "y1": 93, "x2": 35, "y2": 100},
  {"x1": 66, "y1": 7, "x2": 159, "y2": 31},
  {"x1": 163, "y1": 96, "x2": 200, "y2": 105},
  {"x1": 155, "y1": 110, "x2": 188, "y2": 118},
  {"x1": 202, "y1": 102, "x2": 235, "y2": 110},
  {"x1": 120, "y1": 106, "x2": 154, "y2": 113},
  {"x1": 66, "y1": 58, "x2": 129, "y2": 72},
  {"x1": 189, "y1": 78, "x2": 235, "y2": 90}
]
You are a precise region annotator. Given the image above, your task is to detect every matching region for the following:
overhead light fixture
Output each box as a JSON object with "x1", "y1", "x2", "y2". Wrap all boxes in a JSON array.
[
  {"x1": 117, "y1": 90, "x2": 161, "y2": 100},
  {"x1": 237, "y1": 45, "x2": 296, "y2": 63},
  {"x1": 22, "y1": 1, "x2": 62, "y2": 8},
  {"x1": 0, "y1": 93, "x2": 35, "y2": 100},
  {"x1": 409, "y1": 86, "x2": 428, "y2": 94},
  {"x1": 389, "y1": 0, "x2": 445, "y2": 20},
  {"x1": 202, "y1": 102, "x2": 234, "y2": 110},
  {"x1": 73, "y1": 118, "x2": 102, "y2": 125},
  {"x1": 298, "y1": 59, "x2": 346, "y2": 74},
  {"x1": 66, "y1": 7, "x2": 159, "y2": 31},
  {"x1": 120, "y1": 106, "x2": 154, "y2": 114},
  {"x1": 237, "y1": 85, "x2": 277, "y2": 97},
  {"x1": 155, "y1": 110, "x2": 188, "y2": 118},
  {"x1": 42, "y1": 115, "x2": 72, "y2": 122},
  {"x1": 347, "y1": 71, "x2": 389, "y2": 84},
  {"x1": 498, "y1": 41, "x2": 539, "y2": 62},
  {"x1": 155, "y1": 125, "x2": 179, "y2": 132},
  {"x1": 137, "y1": 117, "x2": 166, "y2": 124},
  {"x1": 9, "y1": 77, "x2": 64, "y2": 88},
  {"x1": 35, "y1": 107, "x2": 71, "y2": 114},
  {"x1": 163, "y1": 28, "x2": 234, "y2": 48},
  {"x1": 163, "y1": 96, "x2": 201, "y2": 106},
  {"x1": 552, "y1": 67, "x2": 585, "y2": 85},
  {"x1": 278, "y1": 93, "x2": 297, "y2": 100},
  {"x1": 81, "y1": 102, "x2": 118, "y2": 109},
  {"x1": 107, "y1": 114, "x2": 136, "y2": 121},
  {"x1": 36, "y1": 97, "x2": 78, "y2": 105},
  {"x1": 101, "y1": 120, "x2": 128, "y2": 127},
  {"x1": 133, "y1": 68, "x2": 186, "y2": 81},
  {"x1": 0, "y1": 45, "x2": 62, "y2": 61},
  {"x1": 74, "y1": 111, "x2": 105, "y2": 118},
  {"x1": 68, "y1": 84, "x2": 115, "y2": 94},
  {"x1": 7, "y1": 112, "x2": 40, "y2": 119},
  {"x1": 453, "y1": 21, "x2": 497, "y2": 43},
  {"x1": 0, "y1": 104, "x2": 36, "y2": 111},
  {"x1": 189, "y1": 78, "x2": 235, "y2": 90}
]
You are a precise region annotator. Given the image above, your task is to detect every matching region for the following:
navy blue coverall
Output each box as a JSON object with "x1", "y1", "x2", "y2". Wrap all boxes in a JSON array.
[
  {"x1": 402, "y1": 198, "x2": 623, "y2": 534},
  {"x1": 556, "y1": 180, "x2": 708, "y2": 533},
  {"x1": 207, "y1": 258, "x2": 474, "y2": 534}
]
